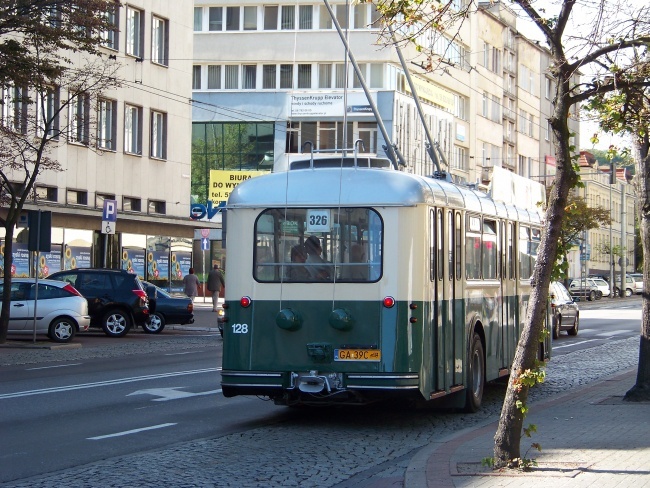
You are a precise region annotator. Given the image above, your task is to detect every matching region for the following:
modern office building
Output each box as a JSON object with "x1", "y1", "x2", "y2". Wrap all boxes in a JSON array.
[
  {"x1": 191, "y1": 0, "x2": 578, "y2": 192},
  {"x1": 0, "y1": 1, "x2": 196, "y2": 289}
]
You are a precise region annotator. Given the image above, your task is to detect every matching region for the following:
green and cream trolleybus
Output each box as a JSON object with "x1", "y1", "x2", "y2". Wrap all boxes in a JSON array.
[{"x1": 220, "y1": 154, "x2": 550, "y2": 411}]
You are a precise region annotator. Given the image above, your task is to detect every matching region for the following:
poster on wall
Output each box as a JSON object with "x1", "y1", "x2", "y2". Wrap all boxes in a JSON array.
[
  {"x1": 122, "y1": 248, "x2": 145, "y2": 279},
  {"x1": 37, "y1": 244, "x2": 62, "y2": 278},
  {"x1": 11, "y1": 243, "x2": 30, "y2": 277},
  {"x1": 147, "y1": 250, "x2": 169, "y2": 281},
  {"x1": 64, "y1": 245, "x2": 92, "y2": 270},
  {"x1": 169, "y1": 251, "x2": 192, "y2": 292}
]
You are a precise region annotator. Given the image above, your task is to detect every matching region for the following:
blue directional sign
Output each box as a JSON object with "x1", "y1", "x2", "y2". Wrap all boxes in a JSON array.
[{"x1": 201, "y1": 237, "x2": 210, "y2": 250}]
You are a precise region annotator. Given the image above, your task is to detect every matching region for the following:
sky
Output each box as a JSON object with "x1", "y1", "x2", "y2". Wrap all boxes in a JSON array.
[{"x1": 509, "y1": 0, "x2": 639, "y2": 152}]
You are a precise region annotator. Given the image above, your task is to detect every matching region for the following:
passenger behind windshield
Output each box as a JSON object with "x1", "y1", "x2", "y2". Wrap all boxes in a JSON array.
[
  {"x1": 288, "y1": 244, "x2": 310, "y2": 281},
  {"x1": 304, "y1": 236, "x2": 331, "y2": 281}
]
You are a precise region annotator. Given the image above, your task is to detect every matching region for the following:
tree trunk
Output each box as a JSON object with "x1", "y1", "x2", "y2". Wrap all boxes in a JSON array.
[
  {"x1": 0, "y1": 225, "x2": 16, "y2": 344},
  {"x1": 624, "y1": 139, "x2": 650, "y2": 401},
  {"x1": 493, "y1": 61, "x2": 576, "y2": 467}
]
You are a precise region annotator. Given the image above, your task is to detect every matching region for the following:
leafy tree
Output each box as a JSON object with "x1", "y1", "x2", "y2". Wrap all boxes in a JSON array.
[
  {"x1": 0, "y1": 0, "x2": 120, "y2": 343},
  {"x1": 551, "y1": 192, "x2": 611, "y2": 282},
  {"x1": 587, "y1": 79, "x2": 650, "y2": 401},
  {"x1": 375, "y1": 0, "x2": 650, "y2": 468}
]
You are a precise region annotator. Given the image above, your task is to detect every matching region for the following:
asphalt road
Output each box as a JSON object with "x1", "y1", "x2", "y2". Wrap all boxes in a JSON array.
[{"x1": 0, "y1": 296, "x2": 643, "y2": 486}]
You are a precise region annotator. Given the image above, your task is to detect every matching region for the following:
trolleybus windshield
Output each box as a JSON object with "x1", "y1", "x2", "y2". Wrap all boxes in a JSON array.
[{"x1": 253, "y1": 207, "x2": 382, "y2": 283}]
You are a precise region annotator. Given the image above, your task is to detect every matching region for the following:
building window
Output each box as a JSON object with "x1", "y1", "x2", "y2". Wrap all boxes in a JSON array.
[
  {"x1": 264, "y1": 6, "x2": 278, "y2": 30},
  {"x1": 280, "y1": 64, "x2": 293, "y2": 89},
  {"x1": 69, "y1": 93, "x2": 89, "y2": 145},
  {"x1": 335, "y1": 64, "x2": 346, "y2": 88},
  {"x1": 482, "y1": 92, "x2": 488, "y2": 118},
  {"x1": 67, "y1": 189, "x2": 88, "y2": 206},
  {"x1": 126, "y1": 6, "x2": 144, "y2": 58},
  {"x1": 101, "y1": 5, "x2": 119, "y2": 50},
  {"x1": 242, "y1": 65, "x2": 257, "y2": 89},
  {"x1": 123, "y1": 196, "x2": 141, "y2": 212},
  {"x1": 263, "y1": 65, "x2": 276, "y2": 89},
  {"x1": 318, "y1": 64, "x2": 332, "y2": 88},
  {"x1": 194, "y1": 7, "x2": 203, "y2": 31},
  {"x1": 151, "y1": 110, "x2": 167, "y2": 159},
  {"x1": 226, "y1": 6, "x2": 240, "y2": 30},
  {"x1": 36, "y1": 186, "x2": 58, "y2": 202},
  {"x1": 207, "y1": 65, "x2": 221, "y2": 89},
  {"x1": 299, "y1": 5, "x2": 312, "y2": 29},
  {"x1": 454, "y1": 94, "x2": 466, "y2": 120},
  {"x1": 209, "y1": 7, "x2": 223, "y2": 31},
  {"x1": 225, "y1": 65, "x2": 239, "y2": 89},
  {"x1": 95, "y1": 193, "x2": 115, "y2": 209},
  {"x1": 243, "y1": 6, "x2": 257, "y2": 30},
  {"x1": 319, "y1": 5, "x2": 332, "y2": 29},
  {"x1": 97, "y1": 98, "x2": 117, "y2": 150},
  {"x1": 528, "y1": 113, "x2": 534, "y2": 137},
  {"x1": 353, "y1": 63, "x2": 367, "y2": 88},
  {"x1": 192, "y1": 65, "x2": 201, "y2": 89},
  {"x1": 281, "y1": 5, "x2": 295, "y2": 29},
  {"x1": 148, "y1": 200, "x2": 166, "y2": 215},
  {"x1": 124, "y1": 104, "x2": 143, "y2": 155},
  {"x1": 297, "y1": 64, "x2": 311, "y2": 88},
  {"x1": 369, "y1": 63, "x2": 383, "y2": 88},
  {"x1": 36, "y1": 87, "x2": 60, "y2": 138},
  {"x1": 152, "y1": 16, "x2": 169, "y2": 66},
  {"x1": 3, "y1": 86, "x2": 28, "y2": 134}
]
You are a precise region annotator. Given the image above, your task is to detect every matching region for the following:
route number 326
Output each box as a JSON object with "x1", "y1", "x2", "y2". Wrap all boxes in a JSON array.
[{"x1": 231, "y1": 323, "x2": 249, "y2": 334}]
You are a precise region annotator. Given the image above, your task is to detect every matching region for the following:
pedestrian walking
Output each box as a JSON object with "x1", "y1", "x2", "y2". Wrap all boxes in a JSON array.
[
  {"x1": 183, "y1": 267, "x2": 200, "y2": 302},
  {"x1": 207, "y1": 263, "x2": 225, "y2": 311}
]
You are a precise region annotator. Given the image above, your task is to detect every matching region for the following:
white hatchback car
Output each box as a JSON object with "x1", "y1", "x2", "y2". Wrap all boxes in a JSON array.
[{"x1": 2, "y1": 278, "x2": 90, "y2": 343}]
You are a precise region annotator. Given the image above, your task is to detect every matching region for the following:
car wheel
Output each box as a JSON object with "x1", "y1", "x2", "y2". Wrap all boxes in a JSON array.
[
  {"x1": 49, "y1": 317, "x2": 76, "y2": 343},
  {"x1": 464, "y1": 332, "x2": 485, "y2": 413},
  {"x1": 552, "y1": 315, "x2": 561, "y2": 340},
  {"x1": 613, "y1": 287, "x2": 620, "y2": 297},
  {"x1": 568, "y1": 313, "x2": 579, "y2": 336},
  {"x1": 102, "y1": 309, "x2": 132, "y2": 337},
  {"x1": 625, "y1": 288, "x2": 633, "y2": 297},
  {"x1": 588, "y1": 290, "x2": 596, "y2": 301},
  {"x1": 144, "y1": 312, "x2": 165, "y2": 334}
]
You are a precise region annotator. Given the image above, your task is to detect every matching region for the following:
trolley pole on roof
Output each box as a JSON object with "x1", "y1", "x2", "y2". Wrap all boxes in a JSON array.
[
  {"x1": 322, "y1": 0, "x2": 406, "y2": 170},
  {"x1": 388, "y1": 24, "x2": 443, "y2": 175}
]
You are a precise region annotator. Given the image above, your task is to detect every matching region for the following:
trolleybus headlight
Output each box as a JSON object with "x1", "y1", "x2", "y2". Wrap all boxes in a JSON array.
[
  {"x1": 240, "y1": 296, "x2": 252, "y2": 308},
  {"x1": 383, "y1": 296, "x2": 395, "y2": 308}
]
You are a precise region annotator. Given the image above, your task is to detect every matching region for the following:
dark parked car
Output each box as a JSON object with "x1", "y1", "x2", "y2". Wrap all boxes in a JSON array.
[
  {"x1": 550, "y1": 281, "x2": 579, "y2": 339},
  {"x1": 48, "y1": 268, "x2": 151, "y2": 337},
  {"x1": 142, "y1": 281, "x2": 194, "y2": 333}
]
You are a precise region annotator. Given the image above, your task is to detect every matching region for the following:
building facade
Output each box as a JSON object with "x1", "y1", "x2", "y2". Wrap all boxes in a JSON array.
[
  {"x1": 0, "y1": 1, "x2": 197, "y2": 290},
  {"x1": 191, "y1": 1, "x2": 578, "y2": 197}
]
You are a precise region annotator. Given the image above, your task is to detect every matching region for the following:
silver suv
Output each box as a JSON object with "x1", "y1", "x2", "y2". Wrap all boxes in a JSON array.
[{"x1": 568, "y1": 278, "x2": 603, "y2": 301}]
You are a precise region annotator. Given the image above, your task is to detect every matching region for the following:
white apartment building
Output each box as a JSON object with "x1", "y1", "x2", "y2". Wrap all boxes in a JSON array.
[{"x1": 1, "y1": 1, "x2": 195, "y2": 289}]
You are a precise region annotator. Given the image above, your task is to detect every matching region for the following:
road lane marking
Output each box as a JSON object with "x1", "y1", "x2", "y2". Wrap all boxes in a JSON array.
[
  {"x1": 26, "y1": 363, "x2": 82, "y2": 371},
  {"x1": 87, "y1": 423, "x2": 177, "y2": 440},
  {"x1": 0, "y1": 368, "x2": 219, "y2": 400},
  {"x1": 553, "y1": 339, "x2": 600, "y2": 349},
  {"x1": 128, "y1": 387, "x2": 222, "y2": 401}
]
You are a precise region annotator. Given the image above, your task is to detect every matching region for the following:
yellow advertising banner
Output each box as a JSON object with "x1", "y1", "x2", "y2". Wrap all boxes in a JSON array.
[
  {"x1": 405, "y1": 77, "x2": 455, "y2": 111},
  {"x1": 209, "y1": 170, "x2": 268, "y2": 204}
]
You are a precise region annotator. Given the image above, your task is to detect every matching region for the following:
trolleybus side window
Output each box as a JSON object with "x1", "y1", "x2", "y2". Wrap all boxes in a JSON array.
[
  {"x1": 437, "y1": 210, "x2": 444, "y2": 281},
  {"x1": 508, "y1": 222, "x2": 515, "y2": 280},
  {"x1": 447, "y1": 210, "x2": 453, "y2": 280},
  {"x1": 429, "y1": 209, "x2": 435, "y2": 282},
  {"x1": 253, "y1": 207, "x2": 383, "y2": 283},
  {"x1": 455, "y1": 212, "x2": 462, "y2": 281},
  {"x1": 482, "y1": 219, "x2": 497, "y2": 279},
  {"x1": 466, "y1": 214, "x2": 481, "y2": 280},
  {"x1": 518, "y1": 226, "x2": 540, "y2": 280}
]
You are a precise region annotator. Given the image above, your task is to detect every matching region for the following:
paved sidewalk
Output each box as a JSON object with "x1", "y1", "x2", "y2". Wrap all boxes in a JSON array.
[{"x1": 406, "y1": 368, "x2": 650, "y2": 488}]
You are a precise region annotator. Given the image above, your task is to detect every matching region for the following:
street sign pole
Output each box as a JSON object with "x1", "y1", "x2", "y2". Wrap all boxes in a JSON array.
[{"x1": 101, "y1": 200, "x2": 118, "y2": 268}]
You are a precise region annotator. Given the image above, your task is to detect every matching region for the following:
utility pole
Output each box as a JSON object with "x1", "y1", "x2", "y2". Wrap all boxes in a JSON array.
[{"x1": 609, "y1": 161, "x2": 615, "y2": 296}]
